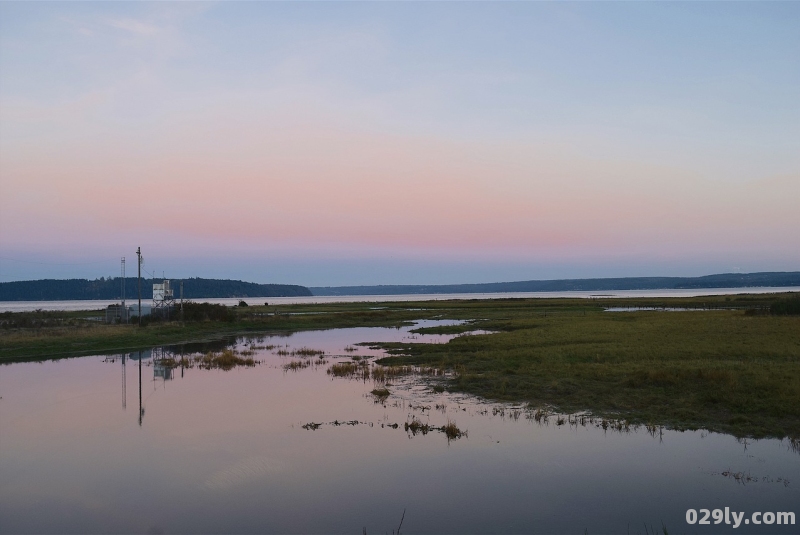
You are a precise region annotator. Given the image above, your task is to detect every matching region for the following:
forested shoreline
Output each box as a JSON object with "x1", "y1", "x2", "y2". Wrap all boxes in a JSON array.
[
  {"x1": 311, "y1": 271, "x2": 800, "y2": 295},
  {"x1": 0, "y1": 277, "x2": 312, "y2": 301}
]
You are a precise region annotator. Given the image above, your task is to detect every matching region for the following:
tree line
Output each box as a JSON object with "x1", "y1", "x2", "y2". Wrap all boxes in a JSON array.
[
  {"x1": 0, "y1": 277, "x2": 312, "y2": 301},
  {"x1": 310, "y1": 271, "x2": 800, "y2": 296}
]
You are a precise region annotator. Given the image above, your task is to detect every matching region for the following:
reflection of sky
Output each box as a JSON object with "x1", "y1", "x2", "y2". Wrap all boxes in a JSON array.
[
  {"x1": 1, "y1": 3, "x2": 799, "y2": 284},
  {"x1": 250, "y1": 320, "x2": 466, "y2": 359},
  {"x1": 1, "y1": 326, "x2": 798, "y2": 533}
]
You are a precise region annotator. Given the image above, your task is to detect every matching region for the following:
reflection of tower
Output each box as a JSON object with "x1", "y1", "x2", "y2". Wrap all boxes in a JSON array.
[
  {"x1": 152, "y1": 347, "x2": 173, "y2": 381},
  {"x1": 121, "y1": 354, "x2": 126, "y2": 409},
  {"x1": 138, "y1": 351, "x2": 144, "y2": 426}
]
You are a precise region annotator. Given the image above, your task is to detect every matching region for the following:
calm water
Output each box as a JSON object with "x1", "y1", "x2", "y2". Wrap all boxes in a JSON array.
[
  {"x1": 2, "y1": 286, "x2": 799, "y2": 312},
  {"x1": 1, "y1": 321, "x2": 797, "y2": 534}
]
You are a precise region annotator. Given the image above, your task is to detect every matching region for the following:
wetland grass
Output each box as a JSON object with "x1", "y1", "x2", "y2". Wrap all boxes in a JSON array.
[
  {"x1": 442, "y1": 419, "x2": 466, "y2": 440},
  {"x1": 0, "y1": 300, "x2": 444, "y2": 362},
  {"x1": 404, "y1": 417, "x2": 431, "y2": 435},
  {"x1": 4, "y1": 293, "x2": 798, "y2": 438},
  {"x1": 404, "y1": 417, "x2": 467, "y2": 441},
  {"x1": 155, "y1": 349, "x2": 257, "y2": 371},
  {"x1": 370, "y1": 387, "x2": 391, "y2": 401},
  {"x1": 196, "y1": 349, "x2": 256, "y2": 370},
  {"x1": 327, "y1": 361, "x2": 370, "y2": 379},
  {"x1": 283, "y1": 360, "x2": 310, "y2": 371},
  {"x1": 370, "y1": 365, "x2": 413, "y2": 382},
  {"x1": 291, "y1": 347, "x2": 326, "y2": 357},
  {"x1": 372, "y1": 301, "x2": 800, "y2": 438}
]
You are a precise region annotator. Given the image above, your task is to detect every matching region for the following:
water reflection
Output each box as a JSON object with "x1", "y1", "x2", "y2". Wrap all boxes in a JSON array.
[
  {"x1": 111, "y1": 349, "x2": 177, "y2": 426},
  {"x1": 139, "y1": 352, "x2": 143, "y2": 425},
  {"x1": 1, "y1": 322, "x2": 798, "y2": 534}
]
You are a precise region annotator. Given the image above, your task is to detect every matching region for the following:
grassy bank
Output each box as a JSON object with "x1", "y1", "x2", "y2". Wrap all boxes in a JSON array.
[
  {"x1": 372, "y1": 296, "x2": 800, "y2": 439},
  {"x1": 2, "y1": 292, "x2": 799, "y2": 438},
  {"x1": 0, "y1": 303, "x2": 438, "y2": 361}
]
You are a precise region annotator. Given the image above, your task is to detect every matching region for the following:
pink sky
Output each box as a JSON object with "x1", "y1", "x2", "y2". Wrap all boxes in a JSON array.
[{"x1": 1, "y1": 3, "x2": 798, "y2": 284}]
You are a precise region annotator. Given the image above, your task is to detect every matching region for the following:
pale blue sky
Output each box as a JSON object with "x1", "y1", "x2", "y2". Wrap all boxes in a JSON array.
[{"x1": 1, "y1": 2, "x2": 798, "y2": 285}]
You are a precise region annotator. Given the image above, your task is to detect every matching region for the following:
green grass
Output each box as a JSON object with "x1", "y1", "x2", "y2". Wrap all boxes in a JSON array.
[
  {"x1": 0, "y1": 303, "x2": 440, "y2": 361},
  {"x1": 373, "y1": 303, "x2": 800, "y2": 439}
]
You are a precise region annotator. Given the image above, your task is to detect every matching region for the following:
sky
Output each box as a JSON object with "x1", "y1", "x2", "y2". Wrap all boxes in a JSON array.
[{"x1": 1, "y1": 2, "x2": 798, "y2": 286}]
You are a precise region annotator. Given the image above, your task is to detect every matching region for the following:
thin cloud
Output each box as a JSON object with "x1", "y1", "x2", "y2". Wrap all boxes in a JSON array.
[{"x1": 106, "y1": 17, "x2": 160, "y2": 36}]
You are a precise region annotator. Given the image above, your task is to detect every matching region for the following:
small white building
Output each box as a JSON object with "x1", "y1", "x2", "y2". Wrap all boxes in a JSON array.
[
  {"x1": 153, "y1": 280, "x2": 173, "y2": 301},
  {"x1": 152, "y1": 280, "x2": 175, "y2": 318}
]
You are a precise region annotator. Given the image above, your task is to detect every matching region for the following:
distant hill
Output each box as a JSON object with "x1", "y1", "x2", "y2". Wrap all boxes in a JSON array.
[
  {"x1": 310, "y1": 272, "x2": 800, "y2": 296},
  {"x1": 0, "y1": 277, "x2": 312, "y2": 301}
]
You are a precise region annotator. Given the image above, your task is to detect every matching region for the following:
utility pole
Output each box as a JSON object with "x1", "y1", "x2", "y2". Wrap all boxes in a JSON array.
[
  {"x1": 137, "y1": 247, "x2": 142, "y2": 327},
  {"x1": 180, "y1": 280, "x2": 184, "y2": 322}
]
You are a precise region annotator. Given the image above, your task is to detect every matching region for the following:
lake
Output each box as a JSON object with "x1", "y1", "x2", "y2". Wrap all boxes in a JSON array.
[
  {"x1": 1, "y1": 320, "x2": 797, "y2": 533},
  {"x1": 1, "y1": 286, "x2": 799, "y2": 312}
]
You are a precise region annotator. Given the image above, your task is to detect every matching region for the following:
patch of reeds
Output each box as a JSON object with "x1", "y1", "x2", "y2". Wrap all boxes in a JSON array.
[
  {"x1": 403, "y1": 417, "x2": 467, "y2": 441},
  {"x1": 442, "y1": 419, "x2": 466, "y2": 440},
  {"x1": 248, "y1": 344, "x2": 275, "y2": 351},
  {"x1": 283, "y1": 360, "x2": 310, "y2": 371},
  {"x1": 292, "y1": 347, "x2": 325, "y2": 357},
  {"x1": 371, "y1": 365, "x2": 415, "y2": 382},
  {"x1": 715, "y1": 469, "x2": 790, "y2": 487},
  {"x1": 370, "y1": 387, "x2": 390, "y2": 401},
  {"x1": 327, "y1": 361, "x2": 370, "y2": 379},
  {"x1": 404, "y1": 417, "x2": 431, "y2": 436},
  {"x1": 301, "y1": 420, "x2": 364, "y2": 431},
  {"x1": 156, "y1": 349, "x2": 257, "y2": 371},
  {"x1": 196, "y1": 349, "x2": 256, "y2": 370}
]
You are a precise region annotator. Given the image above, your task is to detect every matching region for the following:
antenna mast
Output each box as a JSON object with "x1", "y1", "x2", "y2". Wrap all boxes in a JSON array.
[
  {"x1": 121, "y1": 257, "x2": 127, "y2": 323},
  {"x1": 136, "y1": 247, "x2": 142, "y2": 327}
]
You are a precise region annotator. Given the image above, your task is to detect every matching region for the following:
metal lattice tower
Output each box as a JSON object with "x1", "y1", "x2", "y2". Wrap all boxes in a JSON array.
[{"x1": 120, "y1": 257, "x2": 127, "y2": 323}]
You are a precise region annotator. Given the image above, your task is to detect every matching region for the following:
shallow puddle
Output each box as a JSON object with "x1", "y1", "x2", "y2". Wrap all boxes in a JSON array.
[{"x1": 1, "y1": 321, "x2": 797, "y2": 533}]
